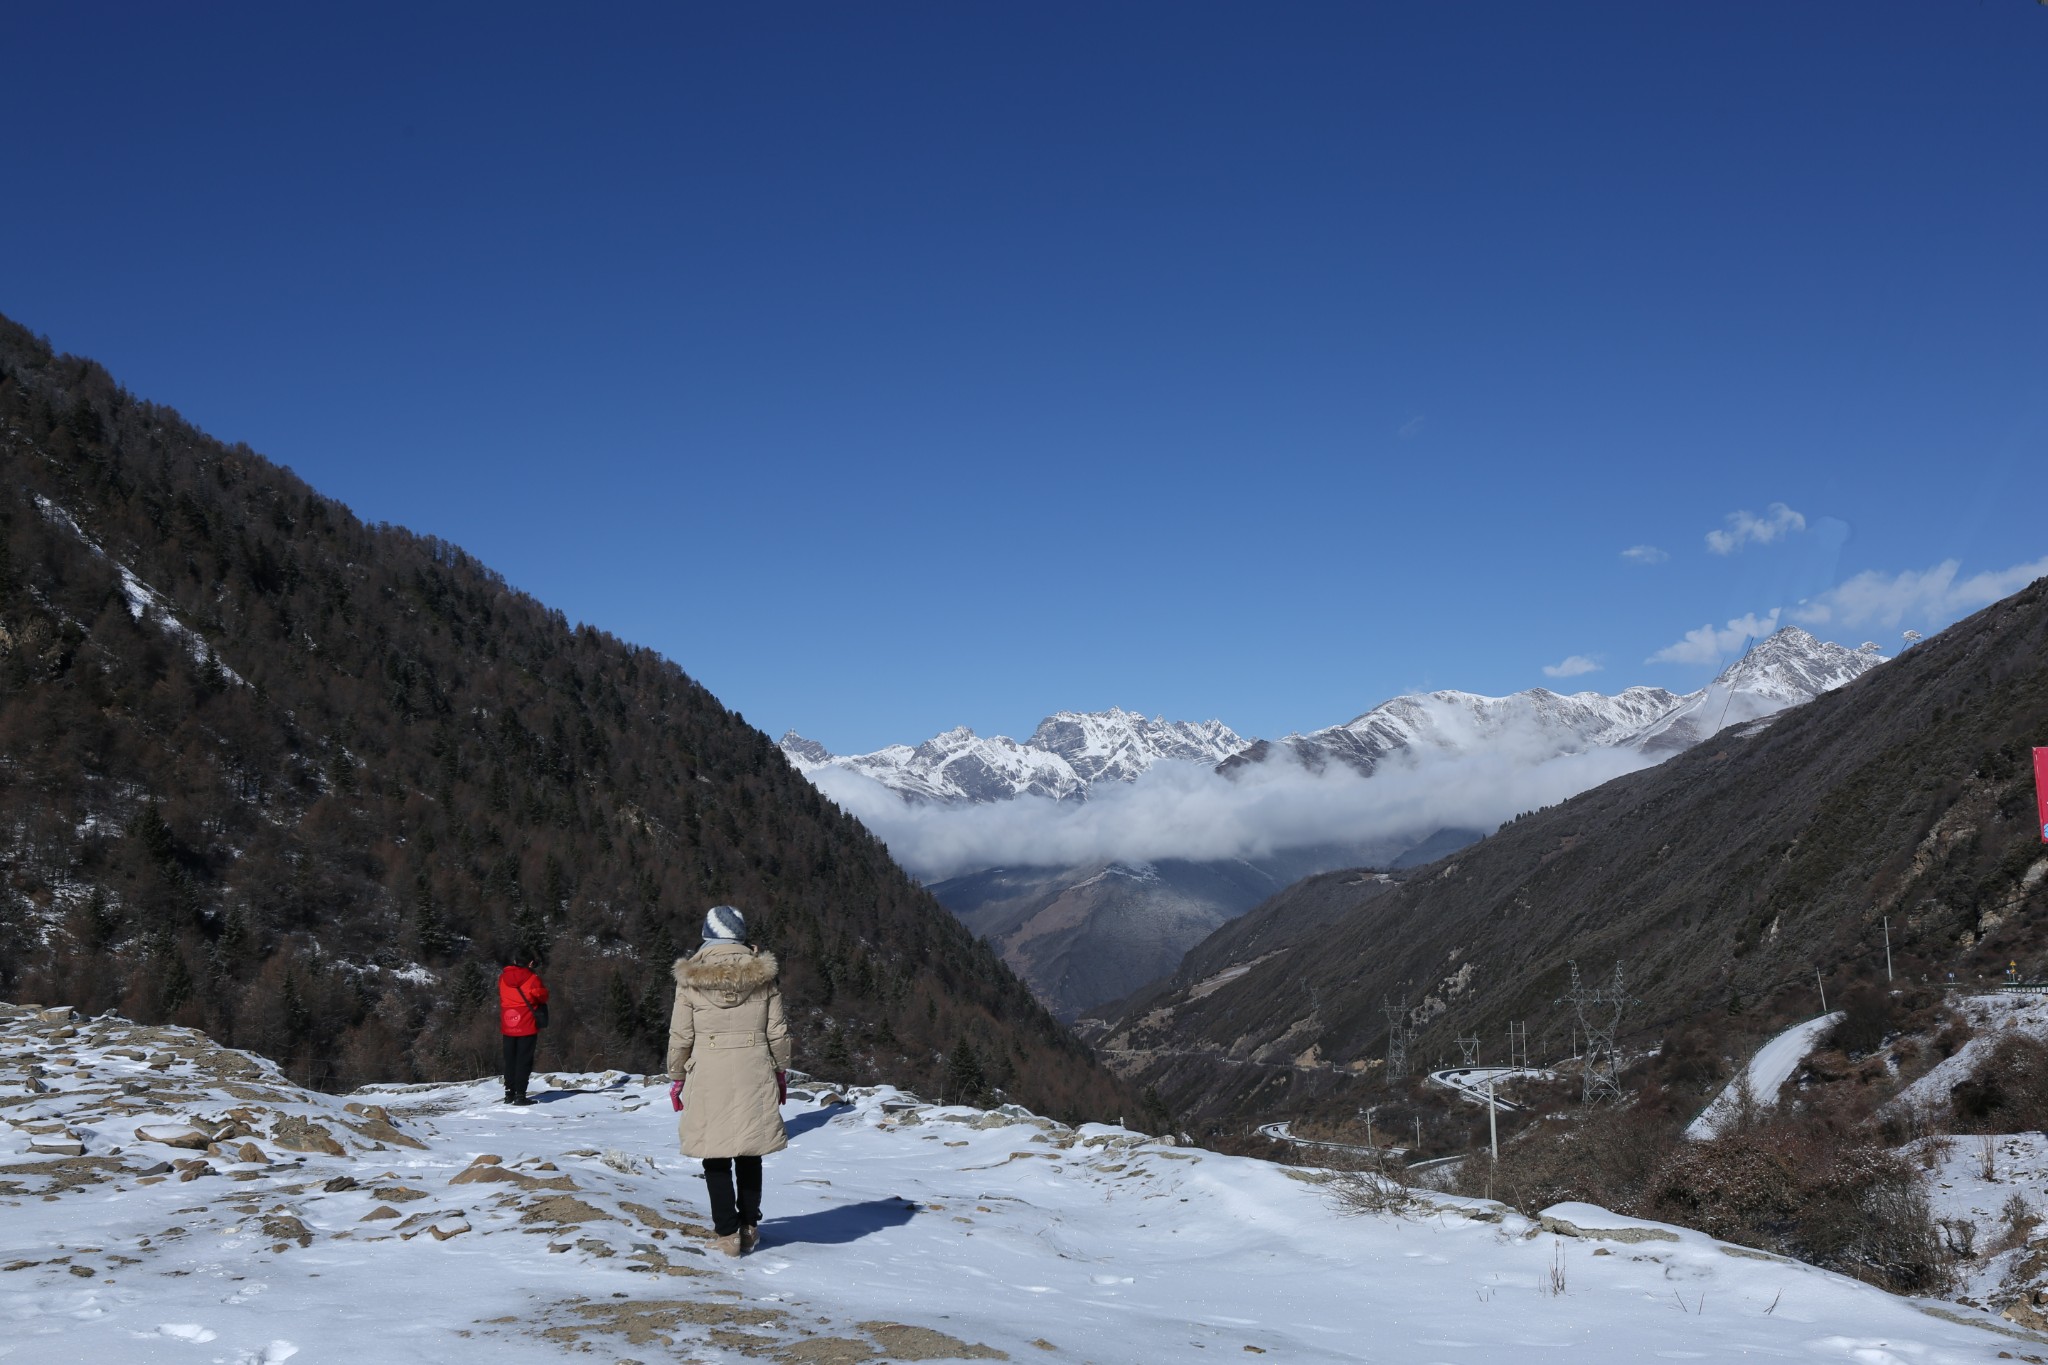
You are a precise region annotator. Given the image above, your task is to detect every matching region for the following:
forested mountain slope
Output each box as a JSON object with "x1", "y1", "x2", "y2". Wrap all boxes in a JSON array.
[
  {"x1": 1096, "y1": 576, "x2": 2048, "y2": 1122},
  {"x1": 0, "y1": 315, "x2": 1124, "y2": 1122}
]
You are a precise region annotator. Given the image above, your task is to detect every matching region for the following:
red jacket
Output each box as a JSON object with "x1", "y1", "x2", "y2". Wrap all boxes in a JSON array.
[{"x1": 499, "y1": 964, "x2": 549, "y2": 1037}]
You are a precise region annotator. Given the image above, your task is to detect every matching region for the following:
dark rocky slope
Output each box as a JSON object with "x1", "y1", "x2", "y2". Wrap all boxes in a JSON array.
[{"x1": 0, "y1": 314, "x2": 1125, "y2": 1122}]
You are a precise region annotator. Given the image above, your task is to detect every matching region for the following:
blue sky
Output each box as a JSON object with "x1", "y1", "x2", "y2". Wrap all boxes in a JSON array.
[{"x1": 5, "y1": 3, "x2": 2045, "y2": 753}]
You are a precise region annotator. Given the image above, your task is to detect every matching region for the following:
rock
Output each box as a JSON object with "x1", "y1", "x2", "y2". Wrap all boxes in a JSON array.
[
  {"x1": 262, "y1": 1214, "x2": 312, "y2": 1247},
  {"x1": 67, "y1": 1264, "x2": 94, "y2": 1278},
  {"x1": 361, "y1": 1206, "x2": 401, "y2": 1222},
  {"x1": 520, "y1": 1195, "x2": 615, "y2": 1226},
  {"x1": 135, "y1": 1161, "x2": 172, "y2": 1176},
  {"x1": 342, "y1": 1114, "x2": 426, "y2": 1151},
  {"x1": 450, "y1": 1158, "x2": 575, "y2": 1192},
  {"x1": 121, "y1": 1080, "x2": 150, "y2": 1096},
  {"x1": 429, "y1": 1217, "x2": 471, "y2": 1241},
  {"x1": 270, "y1": 1116, "x2": 347, "y2": 1157},
  {"x1": 1537, "y1": 1205, "x2": 1681, "y2": 1244},
  {"x1": 323, "y1": 1175, "x2": 361, "y2": 1193},
  {"x1": 134, "y1": 1124, "x2": 212, "y2": 1151},
  {"x1": 29, "y1": 1136, "x2": 86, "y2": 1156},
  {"x1": 236, "y1": 1143, "x2": 265, "y2": 1164},
  {"x1": 37, "y1": 1007, "x2": 75, "y2": 1023},
  {"x1": 343, "y1": 1102, "x2": 394, "y2": 1123}
]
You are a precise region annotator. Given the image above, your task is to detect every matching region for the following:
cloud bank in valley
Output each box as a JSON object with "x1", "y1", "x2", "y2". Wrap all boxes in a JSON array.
[{"x1": 810, "y1": 745, "x2": 1659, "y2": 882}]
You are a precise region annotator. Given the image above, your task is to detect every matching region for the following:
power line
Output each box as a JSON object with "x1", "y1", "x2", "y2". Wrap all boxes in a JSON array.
[
  {"x1": 1382, "y1": 999, "x2": 1415, "y2": 1081},
  {"x1": 1557, "y1": 961, "x2": 1634, "y2": 1104}
]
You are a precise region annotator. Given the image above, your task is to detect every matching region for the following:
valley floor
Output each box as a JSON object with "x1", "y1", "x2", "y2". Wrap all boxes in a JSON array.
[{"x1": 2, "y1": 1001, "x2": 2040, "y2": 1363}]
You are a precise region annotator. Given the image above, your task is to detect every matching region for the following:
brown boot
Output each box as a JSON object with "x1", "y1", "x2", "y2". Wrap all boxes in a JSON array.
[
  {"x1": 739, "y1": 1224, "x2": 759, "y2": 1254},
  {"x1": 707, "y1": 1230, "x2": 742, "y2": 1257}
]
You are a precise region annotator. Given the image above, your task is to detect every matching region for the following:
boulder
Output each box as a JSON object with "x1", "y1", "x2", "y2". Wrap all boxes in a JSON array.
[
  {"x1": 1537, "y1": 1203, "x2": 1681, "y2": 1244},
  {"x1": 270, "y1": 1116, "x2": 347, "y2": 1157}
]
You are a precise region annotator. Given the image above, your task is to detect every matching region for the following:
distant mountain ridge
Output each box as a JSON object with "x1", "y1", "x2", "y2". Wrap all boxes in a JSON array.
[
  {"x1": 781, "y1": 707, "x2": 1247, "y2": 804},
  {"x1": 786, "y1": 629, "x2": 1887, "y2": 805}
]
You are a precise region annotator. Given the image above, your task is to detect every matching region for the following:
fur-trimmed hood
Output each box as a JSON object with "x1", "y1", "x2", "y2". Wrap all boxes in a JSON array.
[{"x1": 672, "y1": 945, "x2": 779, "y2": 995}]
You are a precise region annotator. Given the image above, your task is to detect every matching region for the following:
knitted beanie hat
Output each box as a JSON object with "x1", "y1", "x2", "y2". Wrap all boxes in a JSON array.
[{"x1": 702, "y1": 904, "x2": 747, "y2": 943}]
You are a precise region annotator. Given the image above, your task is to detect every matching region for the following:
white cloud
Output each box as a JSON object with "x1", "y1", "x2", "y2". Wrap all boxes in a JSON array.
[
  {"x1": 1647, "y1": 609, "x2": 1782, "y2": 666},
  {"x1": 1542, "y1": 655, "x2": 1600, "y2": 679},
  {"x1": 1706, "y1": 503, "x2": 1806, "y2": 555},
  {"x1": 1791, "y1": 555, "x2": 2048, "y2": 630},
  {"x1": 810, "y1": 746, "x2": 1656, "y2": 882},
  {"x1": 1621, "y1": 545, "x2": 1669, "y2": 565},
  {"x1": 1397, "y1": 415, "x2": 1426, "y2": 440}
]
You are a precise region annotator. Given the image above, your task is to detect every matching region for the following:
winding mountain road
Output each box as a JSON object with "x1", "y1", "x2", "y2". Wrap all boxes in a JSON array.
[{"x1": 1427, "y1": 1065, "x2": 1552, "y2": 1113}]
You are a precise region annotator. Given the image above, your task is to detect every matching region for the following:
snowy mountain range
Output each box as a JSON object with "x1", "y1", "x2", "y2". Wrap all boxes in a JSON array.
[
  {"x1": 783, "y1": 628, "x2": 1887, "y2": 1019},
  {"x1": 784, "y1": 628, "x2": 1887, "y2": 803},
  {"x1": 781, "y1": 706, "x2": 1247, "y2": 804}
]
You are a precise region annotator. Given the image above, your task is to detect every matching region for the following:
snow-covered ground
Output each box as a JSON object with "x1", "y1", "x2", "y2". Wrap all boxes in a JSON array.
[
  {"x1": 1687, "y1": 1012, "x2": 1844, "y2": 1140},
  {"x1": 2, "y1": 1001, "x2": 2040, "y2": 1363},
  {"x1": 1893, "y1": 993, "x2": 2048, "y2": 1115},
  {"x1": 1912, "y1": 1131, "x2": 2048, "y2": 1313}
]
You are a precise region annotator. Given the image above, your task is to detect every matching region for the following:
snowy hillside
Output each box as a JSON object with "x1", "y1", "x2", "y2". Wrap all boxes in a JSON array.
[{"x1": 4, "y1": 1002, "x2": 2038, "y2": 1363}]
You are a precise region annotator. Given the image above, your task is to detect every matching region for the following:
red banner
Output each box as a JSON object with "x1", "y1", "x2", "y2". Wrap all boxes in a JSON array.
[{"x1": 2037, "y1": 747, "x2": 2048, "y2": 844}]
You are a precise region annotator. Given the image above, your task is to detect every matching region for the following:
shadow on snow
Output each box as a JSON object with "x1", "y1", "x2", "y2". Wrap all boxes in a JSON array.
[
  {"x1": 784, "y1": 1103, "x2": 855, "y2": 1138},
  {"x1": 762, "y1": 1197, "x2": 918, "y2": 1247}
]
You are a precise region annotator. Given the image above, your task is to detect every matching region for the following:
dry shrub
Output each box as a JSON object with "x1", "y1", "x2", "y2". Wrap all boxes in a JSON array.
[
  {"x1": 1448, "y1": 1105, "x2": 1679, "y2": 1216},
  {"x1": 1948, "y1": 1033, "x2": 2048, "y2": 1133},
  {"x1": 1987, "y1": 1192, "x2": 2038, "y2": 1257},
  {"x1": 1454, "y1": 1095, "x2": 1948, "y2": 1295},
  {"x1": 1653, "y1": 1023, "x2": 1729, "y2": 1094},
  {"x1": 1830, "y1": 984, "x2": 1897, "y2": 1058},
  {"x1": 1640, "y1": 1112, "x2": 1947, "y2": 1294},
  {"x1": 1328, "y1": 1168, "x2": 1419, "y2": 1217}
]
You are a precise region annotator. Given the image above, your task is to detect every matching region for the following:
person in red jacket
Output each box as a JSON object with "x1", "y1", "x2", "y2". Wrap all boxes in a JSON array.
[{"x1": 498, "y1": 954, "x2": 549, "y2": 1106}]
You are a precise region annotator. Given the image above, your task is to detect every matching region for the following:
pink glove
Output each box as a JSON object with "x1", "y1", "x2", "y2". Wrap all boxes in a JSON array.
[
  {"x1": 669, "y1": 1079, "x2": 684, "y2": 1112},
  {"x1": 777, "y1": 1070, "x2": 788, "y2": 1105}
]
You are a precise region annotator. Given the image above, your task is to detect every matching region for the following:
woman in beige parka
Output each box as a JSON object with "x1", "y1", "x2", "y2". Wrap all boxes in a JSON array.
[{"x1": 667, "y1": 904, "x2": 791, "y2": 1256}]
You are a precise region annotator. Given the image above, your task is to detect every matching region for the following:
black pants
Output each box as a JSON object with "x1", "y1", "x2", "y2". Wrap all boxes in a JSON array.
[
  {"x1": 502, "y1": 1033, "x2": 537, "y2": 1101},
  {"x1": 702, "y1": 1156, "x2": 762, "y2": 1236}
]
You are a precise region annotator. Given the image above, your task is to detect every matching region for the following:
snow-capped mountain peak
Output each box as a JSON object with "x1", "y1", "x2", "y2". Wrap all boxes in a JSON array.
[
  {"x1": 780, "y1": 708, "x2": 1247, "y2": 805},
  {"x1": 1027, "y1": 707, "x2": 1247, "y2": 785},
  {"x1": 778, "y1": 731, "x2": 832, "y2": 768},
  {"x1": 1626, "y1": 628, "x2": 1886, "y2": 754}
]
